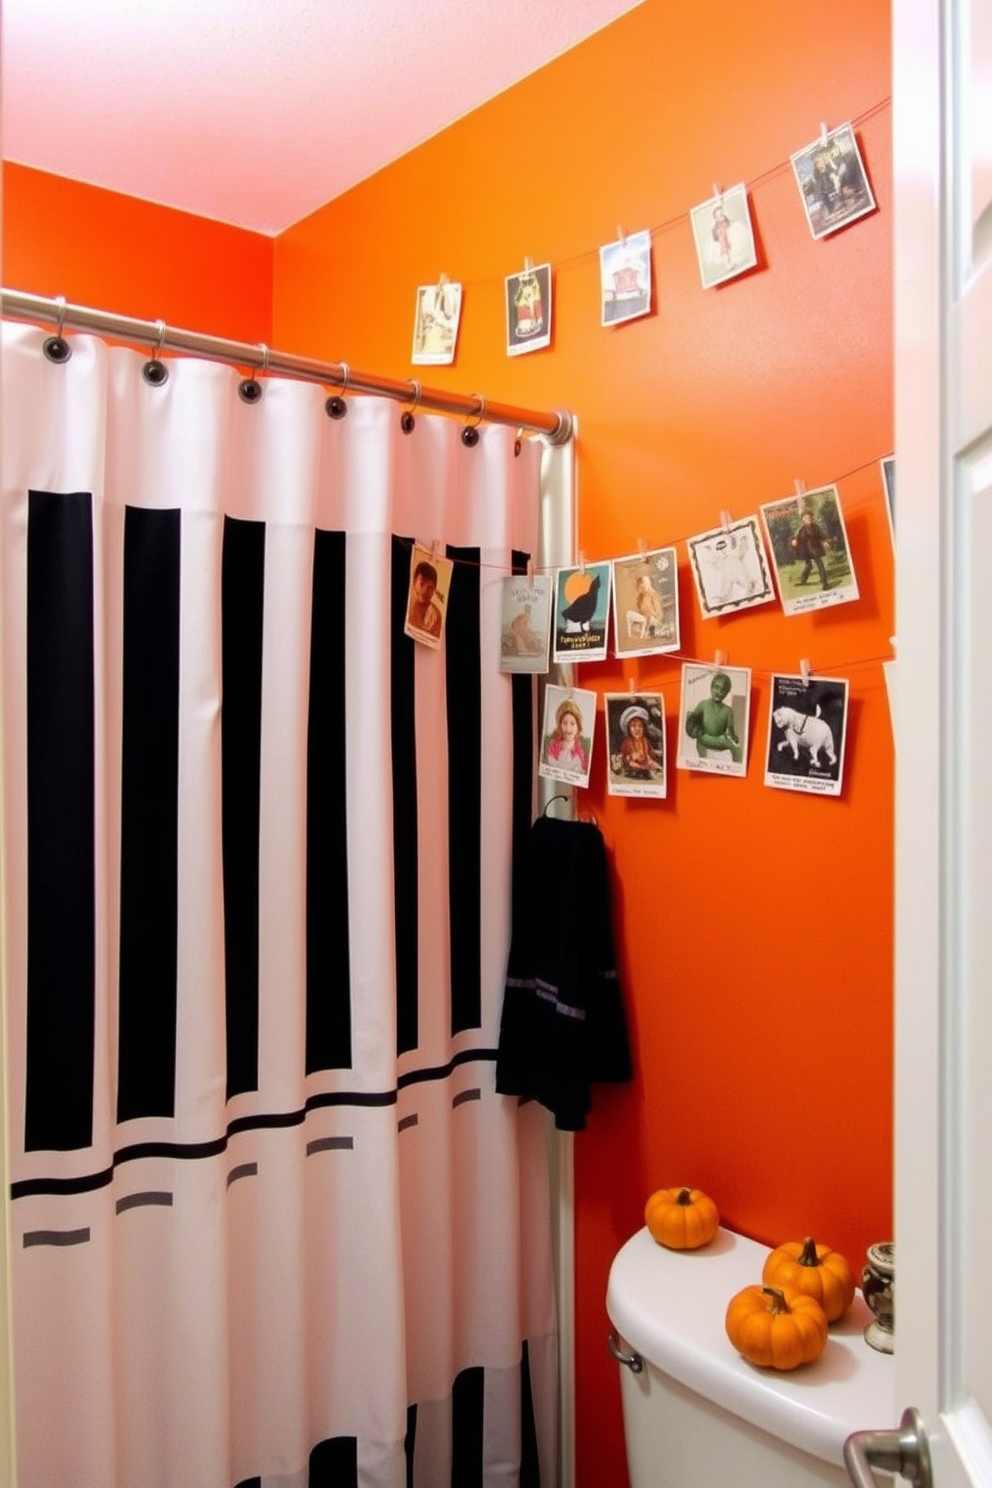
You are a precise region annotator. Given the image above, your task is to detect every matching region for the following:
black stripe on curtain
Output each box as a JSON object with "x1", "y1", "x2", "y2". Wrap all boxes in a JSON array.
[
  {"x1": 405, "y1": 1403, "x2": 417, "y2": 1488},
  {"x1": 451, "y1": 1365, "x2": 485, "y2": 1488},
  {"x1": 444, "y1": 546, "x2": 481, "y2": 1034},
  {"x1": 221, "y1": 515, "x2": 266, "y2": 1099},
  {"x1": 391, "y1": 537, "x2": 418, "y2": 1055},
  {"x1": 509, "y1": 549, "x2": 535, "y2": 983},
  {"x1": 25, "y1": 489, "x2": 96, "y2": 1152},
  {"x1": 308, "y1": 1435, "x2": 358, "y2": 1487},
  {"x1": 306, "y1": 527, "x2": 351, "y2": 1071},
  {"x1": 521, "y1": 1338, "x2": 541, "y2": 1487},
  {"x1": 117, "y1": 506, "x2": 181, "y2": 1122}
]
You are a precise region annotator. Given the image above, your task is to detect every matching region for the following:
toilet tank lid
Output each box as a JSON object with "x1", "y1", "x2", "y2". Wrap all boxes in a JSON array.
[{"x1": 606, "y1": 1226, "x2": 894, "y2": 1468}]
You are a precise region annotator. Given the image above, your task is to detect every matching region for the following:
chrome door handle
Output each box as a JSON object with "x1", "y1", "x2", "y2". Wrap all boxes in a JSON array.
[
  {"x1": 606, "y1": 1329, "x2": 643, "y2": 1373},
  {"x1": 843, "y1": 1407, "x2": 932, "y2": 1488}
]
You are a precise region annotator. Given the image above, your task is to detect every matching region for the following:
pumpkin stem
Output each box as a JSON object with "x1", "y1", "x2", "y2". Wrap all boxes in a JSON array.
[
  {"x1": 799, "y1": 1236, "x2": 820, "y2": 1267},
  {"x1": 675, "y1": 1188, "x2": 693, "y2": 1205},
  {"x1": 761, "y1": 1287, "x2": 791, "y2": 1315}
]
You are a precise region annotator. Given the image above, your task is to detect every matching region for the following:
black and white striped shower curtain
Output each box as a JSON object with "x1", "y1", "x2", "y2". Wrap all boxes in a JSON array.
[{"x1": 0, "y1": 322, "x2": 557, "y2": 1488}]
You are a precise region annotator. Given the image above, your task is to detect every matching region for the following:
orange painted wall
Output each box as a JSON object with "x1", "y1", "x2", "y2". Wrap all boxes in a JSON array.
[
  {"x1": 2, "y1": 161, "x2": 273, "y2": 342},
  {"x1": 274, "y1": 3, "x2": 893, "y2": 1484}
]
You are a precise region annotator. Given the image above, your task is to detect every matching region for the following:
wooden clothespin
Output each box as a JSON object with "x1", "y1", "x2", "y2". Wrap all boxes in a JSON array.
[
  {"x1": 617, "y1": 224, "x2": 626, "y2": 246},
  {"x1": 712, "y1": 182, "x2": 722, "y2": 202},
  {"x1": 578, "y1": 549, "x2": 586, "y2": 575},
  {"x1": 719, "y1": 510, "x2": 732, "y2": 532},
  {"x1": 819, "y1": 121, "x2": 829, "y2": 146},
  {"x1": 714, "y1": 649, "x2": 726, "y2": 669},
  {"x1": 799, "y1": 658, "x2": 812, "y2": 684},
  {"x1": 794, "y1": 479, "x2": 807, "y2": 510}
]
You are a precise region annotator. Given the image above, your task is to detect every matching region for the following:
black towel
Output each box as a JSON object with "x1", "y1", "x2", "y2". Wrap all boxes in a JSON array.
[{"x1": 496, "y1": 816, "x2": 632, "y2": 1130}]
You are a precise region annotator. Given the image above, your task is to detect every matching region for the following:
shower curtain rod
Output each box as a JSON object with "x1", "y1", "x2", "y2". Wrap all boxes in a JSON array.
[{"x1": 1, "y1": 288, "x2": 575, "y2": 446}]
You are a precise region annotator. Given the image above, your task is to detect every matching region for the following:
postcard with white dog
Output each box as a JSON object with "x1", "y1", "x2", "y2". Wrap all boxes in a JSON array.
[
  {"x1": 764, "y1": 673, "x2": 849, "y2": 796},
  {"x1": 611, "y1": 547, "x2": 680, "y2": 658},
  {"x1": 760, "y1": 485, "x2": 860, "y2": 616},
  {"x1": 605, "y1": 692, "x2": 667, "y2": 798},
  {"x1": 677, "y1": 663, "x2": 751, "y2": 778},
  {"x1": 686, "y1": 516, "x2": 775, "y2": 620}
]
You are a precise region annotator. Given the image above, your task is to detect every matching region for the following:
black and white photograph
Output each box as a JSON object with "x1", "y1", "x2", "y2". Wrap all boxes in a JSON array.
[
  {"x1": 605, "y1": 692, "x2": 666, "y2": 798},
  {"x1": 411, "y1": 277, "x2": 463, "y2": 365},
  {"x1": 499, "y1": 573, "x2": 552, "y2": 673},
  {"x1": 686, "y1": 516, "x2": 775, "y2": 619},
  {"x1": 677, "y1": 663, "x2": 751, "y2": 778},
  {"x1": 764, "y1": 673, "x2": 849, "y2": 796},
  {"x1": 688, "y1": 184, "x2": 758, "y2": 289},
  {"x1": 539, "y1": 683, "x2": 596, "y2": 789},
  {"x1": 505, "y1": 263, "x2": 552, "y2": 356},
  {"x1": 599, "y1": 229, "x2": 652, "y2": 325},
  {"x1": 790, "y1": 123, "x2": 876, "y2": 240},
  {"x1": 552, "y1": 560, "x2": 611, "y2": 663},
  {"x1": 611, "y1": 546, "x2": 680, "y2": 657},
  {"x1": 760, "y1": 484, "x2": 859, "y2": 616}
]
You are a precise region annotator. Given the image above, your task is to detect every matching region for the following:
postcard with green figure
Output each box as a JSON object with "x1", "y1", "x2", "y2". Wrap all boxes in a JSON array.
[{"x1": 677, "y1": 663, "x2": 750, "y2": 778}]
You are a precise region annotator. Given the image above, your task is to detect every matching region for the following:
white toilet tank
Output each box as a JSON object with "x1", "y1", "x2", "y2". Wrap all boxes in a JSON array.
[{"x1": 607, "y1": 1225, "x2": 894, "y2": 1488}]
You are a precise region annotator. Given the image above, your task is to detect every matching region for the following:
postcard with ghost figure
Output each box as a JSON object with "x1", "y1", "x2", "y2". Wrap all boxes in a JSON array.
[
  {"x1": 611, "y1": 547, "x2": 680, "y2": 658},
  {"x1": 765, "y1": 673, "x2": 849, "y2": 796},
  {"x1": 552, "y1": 561, "x2": 611, "y2": 663},
  {"x1": 499, "y1": 573, "x2": 552, "y2": 674},
  {"x1": 599, "y1": 230, "x2": 653, "y2": 326},
  {"x1": 759, "y1": 484, "x2": 859, "y2": 616},
  {"x1": 676, "y1": 663, "x2": 751, "y2": 778},
  {"x1": 605, "y1": 692, "x2": 667, "y2": 799},
  {"x1": 411, "y1": 279, "x2": 463, "y2": 365},
  {"x1": 689, "y1": 184, "x2": 758, "y2": 290},
  {"x1": 505, "y1": 263, "x2": 553, "y2": 356},
  {"x1": 686, "y1": 516, "x2": 775, "y2": 619},
  {"x1": 791, "y1": 123, "x2": 876, "y2": 240},
  {"x1": 404, "y1": 543, "x2": 454, "y2": 649},
  {"x1": 539, "y1": 683, "x2": 596, "y2": 790}
]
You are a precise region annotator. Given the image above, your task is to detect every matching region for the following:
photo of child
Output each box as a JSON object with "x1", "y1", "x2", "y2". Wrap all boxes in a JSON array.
[
  {"x1": 404, "y1": 544, "x2": 454, "y2": 649},
  {"x1": 605, "y1": 693, "x2": 666, "y2": 798},
  {"x1": 688, "y1": 184, "x2": 758, "y2": 289},
  {"x1": 677, "y1": 663, "x2": 751, "y2": 778},
  {"x1": 539, "y1": 684, "x2": 596, "y2": 789},
  {"x1": 759, "y1": 484, "x2": 859, "y2": 616},
  {"x1": 499, "y1": 574, "x2": 552, "y2": 673},
  {"x1": 611, "y1": 547, "x2": 680, "y2": 657}
]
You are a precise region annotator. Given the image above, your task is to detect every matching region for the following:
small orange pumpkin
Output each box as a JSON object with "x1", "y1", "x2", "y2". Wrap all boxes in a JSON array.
[
  {"x1": 644, "y1": 1186, "x2": 720, "y2": 1250},
  {"x1": 725, "y1": 1284, "x2": 828, "y2": 1371},
  {"x1": 761, "y1": 1236, "x2": 856, "y2": 1323}
]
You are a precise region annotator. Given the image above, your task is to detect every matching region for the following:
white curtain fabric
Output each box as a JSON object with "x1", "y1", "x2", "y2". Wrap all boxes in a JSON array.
[{"x1": 0, "y1": 323, "x2": 557, "y2": 1488}]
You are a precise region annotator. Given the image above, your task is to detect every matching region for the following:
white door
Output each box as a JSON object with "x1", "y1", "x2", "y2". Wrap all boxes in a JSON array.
[{"x1": 878, "y1": 0, "x2": 992, "y2": 1485}]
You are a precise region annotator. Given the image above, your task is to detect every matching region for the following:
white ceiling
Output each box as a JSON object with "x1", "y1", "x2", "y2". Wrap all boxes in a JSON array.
[{"x1": 2, "y1": 0, "x2": 643, "y2": 236}]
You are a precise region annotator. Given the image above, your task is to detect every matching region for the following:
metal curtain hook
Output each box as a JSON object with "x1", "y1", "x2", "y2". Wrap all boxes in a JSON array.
[
  {"x1": 401, "y1": 378, "x2": 422, "y2": 434},
  {"x1": 462, "y1": 393, "x2": 485, "y2": 447},
  {"x1": 325, "y1": 361, "x2": 350, "y2": 420},
  {"x1": 43, "y1": 294, "x2": 73, "y2": 363},
  {"x1": 142, "y1": 318, "x2": 170, "y2": 386}
]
